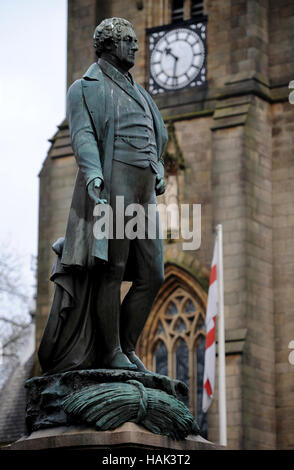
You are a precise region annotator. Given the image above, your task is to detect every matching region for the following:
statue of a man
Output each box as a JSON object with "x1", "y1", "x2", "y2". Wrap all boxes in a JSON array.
[{"x1": 38, "y1": 17, "x2": 168, "y2": 374}]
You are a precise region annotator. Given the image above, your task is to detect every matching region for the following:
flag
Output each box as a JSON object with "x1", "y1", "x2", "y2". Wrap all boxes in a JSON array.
[{"x1": 202, "y1": 235, "x2": 218, "y2": 412}]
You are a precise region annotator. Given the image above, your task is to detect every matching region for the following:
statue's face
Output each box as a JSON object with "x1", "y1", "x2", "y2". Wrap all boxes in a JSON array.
[{"x1": 111, "y1": 26, "x2": 139, "y2": 69}]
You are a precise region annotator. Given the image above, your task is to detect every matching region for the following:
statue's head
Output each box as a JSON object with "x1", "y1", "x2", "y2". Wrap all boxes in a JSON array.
[{"x1": 93, "y1": 17, "x2": 138, "y2": 70}]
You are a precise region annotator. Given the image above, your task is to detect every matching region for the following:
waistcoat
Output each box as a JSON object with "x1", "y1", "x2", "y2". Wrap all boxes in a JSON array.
[{"x1": 105, "y1": 75, "x2": 158, "y2": 174}]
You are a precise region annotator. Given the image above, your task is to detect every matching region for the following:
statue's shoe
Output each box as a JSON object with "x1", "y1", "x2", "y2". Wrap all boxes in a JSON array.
[
  {"x1": 125, "y1": 351, "x2": 148, "y2": 372},
  {"x1": 103, "y1": 351, "x2": 138, "y2": 371}
]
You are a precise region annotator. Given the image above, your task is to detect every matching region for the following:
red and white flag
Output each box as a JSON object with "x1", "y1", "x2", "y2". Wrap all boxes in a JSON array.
[{"x1": 202, "y1": 236, "x2": 218, "y2": 412}]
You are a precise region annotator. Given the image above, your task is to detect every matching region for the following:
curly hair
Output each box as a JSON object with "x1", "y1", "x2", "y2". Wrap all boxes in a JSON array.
[{"x1": 93, "y1": 17, "x2": 134, "y2": 57}]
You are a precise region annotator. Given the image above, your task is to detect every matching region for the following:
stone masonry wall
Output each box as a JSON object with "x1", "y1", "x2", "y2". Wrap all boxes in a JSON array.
[
  {"x1": 174, "y1": 117, "x2": 213, "y2": 268},
  {"x1": 272, "y1": 100, "x2": 294, "y2": 449},
  {"x1": 208, "y1": 354, "x2": 243, "y2": 449},
  {"x1": 269, "y1": 0, "x2": 294, "y2": 88},
  {"x1": 242, "y1": 96, "x2": 275, "y2": 449},
  {"x1": 269, "y1": 0, "x2": 294, "y2": 450},
  {"x1": 205, "y1": 0, "x2": 269, "y2": 90},
  {"x1": 67, "y1": 0, "x2": 98, "y2": 87}
]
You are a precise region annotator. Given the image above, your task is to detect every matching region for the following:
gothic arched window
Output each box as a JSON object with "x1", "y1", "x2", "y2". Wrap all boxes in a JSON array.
[{"x1": 137, "y1": 264, "x2": 207, "y2": 427}]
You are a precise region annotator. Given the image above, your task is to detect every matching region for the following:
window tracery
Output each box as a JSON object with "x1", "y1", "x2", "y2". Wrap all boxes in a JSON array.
[{"x1": 138, "y1": 265, "x2": 207, "y2": 429}]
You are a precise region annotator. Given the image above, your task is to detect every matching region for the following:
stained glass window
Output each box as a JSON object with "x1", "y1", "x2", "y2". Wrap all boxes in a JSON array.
[
  {"x1": 166, "y1": 301, "x2": 177, "y2": 316},
  {"x1": 195, "y1": 335, "x2": 207, "y2": 437},
  {"x1": 175, "y1": 338, "x2": 190, "y2": 408},
  {"x1": 154, "y1": 340, "x2": 168, "y2": 376},
  {"x1": 174, "y1": 318, "x2": 187, "y2": 332}
]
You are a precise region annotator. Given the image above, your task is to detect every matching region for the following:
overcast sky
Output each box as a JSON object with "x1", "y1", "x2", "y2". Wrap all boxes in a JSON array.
[{"x1": 0, "y1": 0, "x2": 67, "y2": 284}]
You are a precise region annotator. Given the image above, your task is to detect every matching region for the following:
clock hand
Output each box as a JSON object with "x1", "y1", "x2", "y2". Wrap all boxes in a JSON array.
[
  {"x1": 165, "y1": 47, "x2": 179, "y2": 85},
  {"x1": 165, "y1": 47, "x2": 179, "y2": 62},
  {"x1": 173, "y1": 58, "x2": 178, "y2": 81}
]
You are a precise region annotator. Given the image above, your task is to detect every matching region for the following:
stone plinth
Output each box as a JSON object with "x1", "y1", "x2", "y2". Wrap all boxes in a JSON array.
[{"x1": 6, "y1": 422, "x2": 222, "y2": 451}]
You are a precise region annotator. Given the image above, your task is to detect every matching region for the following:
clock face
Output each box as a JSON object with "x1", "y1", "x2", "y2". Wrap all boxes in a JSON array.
[{"x1": 149, "y1": 27, "x2": 205, "y2": 92}]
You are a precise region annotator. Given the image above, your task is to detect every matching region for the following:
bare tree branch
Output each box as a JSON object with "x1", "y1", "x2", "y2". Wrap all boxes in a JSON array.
[
  {"x1": 0, "y1": 316, "x2": 31, "y2": 328},
  {"x1": 0, "y1": 242, "x2": 35, "y2": 377},
  {"x1": 2, "y1": 352, "x2": 18, "y2": 359},
  {"x1": 2, "y1": 323, "x2": 31, "y2": 349}
]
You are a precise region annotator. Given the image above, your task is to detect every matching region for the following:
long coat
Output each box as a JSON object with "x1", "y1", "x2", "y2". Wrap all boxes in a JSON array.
[
  {"x1": 61, "y1": 60, "x2": 168, "y2": 272},
  {"x1": 39, "y1": 62, "x2": 168, "y2": 374}
]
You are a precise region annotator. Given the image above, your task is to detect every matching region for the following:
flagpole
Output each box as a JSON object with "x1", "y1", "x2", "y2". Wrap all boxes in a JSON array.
[{"x1": 217, "y1": 224, "x2": 227, "y2": 446}]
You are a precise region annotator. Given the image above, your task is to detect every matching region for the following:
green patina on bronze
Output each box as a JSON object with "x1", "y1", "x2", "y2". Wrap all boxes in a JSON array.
[
  {"x1": 29, "y1": 17, "x2": 201, "y2": 441},
  {"x1": 38, "y1": 17, "x2": 168, "y2": 375},
  {"x1": 62, "y1": 379, "x2": 199, "y2": 440},
  {"x1": 25, "y1": 369, "x2": 199, "y2": 440}
]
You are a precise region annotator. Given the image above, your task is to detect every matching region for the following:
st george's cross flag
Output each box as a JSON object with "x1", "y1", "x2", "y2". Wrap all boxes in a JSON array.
[{"x1": 202, "y1": 235, "x2": 218, "y2": 413}]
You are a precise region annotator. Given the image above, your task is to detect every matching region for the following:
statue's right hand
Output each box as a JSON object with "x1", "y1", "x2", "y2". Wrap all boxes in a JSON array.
[{"x1": 87, "y1": 178, "x2": 107, "y2": 205}]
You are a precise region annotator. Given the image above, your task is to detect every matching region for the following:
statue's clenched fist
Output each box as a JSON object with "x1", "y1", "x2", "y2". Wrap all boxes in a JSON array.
[{"x1": 155, "y1": 174, "x2": 166, "y2": 196}]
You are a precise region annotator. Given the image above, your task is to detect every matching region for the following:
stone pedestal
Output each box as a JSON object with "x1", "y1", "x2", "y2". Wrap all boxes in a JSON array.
[{"x1": 6, "y1": 422, "x2": 222, "y2": 451}]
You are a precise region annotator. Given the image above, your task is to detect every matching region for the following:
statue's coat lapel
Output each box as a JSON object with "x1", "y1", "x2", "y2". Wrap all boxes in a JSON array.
[{"x1": 98, "y1": 59, "x2": 146, "y2": 110}]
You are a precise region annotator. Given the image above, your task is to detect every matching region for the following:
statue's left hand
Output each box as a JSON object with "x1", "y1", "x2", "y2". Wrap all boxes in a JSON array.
[{"x1": 155, "y1": 174, "x2": 166, "y2": 196}]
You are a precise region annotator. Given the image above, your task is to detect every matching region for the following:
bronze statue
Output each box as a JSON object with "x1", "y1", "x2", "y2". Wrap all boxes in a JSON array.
[{"x1": 38, "y1": 18, "x2": 168, "y2": 374}]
